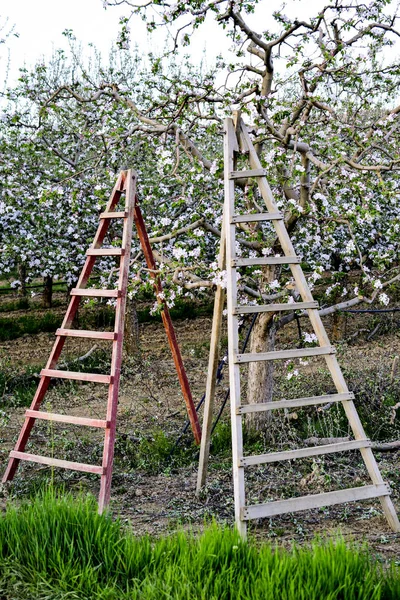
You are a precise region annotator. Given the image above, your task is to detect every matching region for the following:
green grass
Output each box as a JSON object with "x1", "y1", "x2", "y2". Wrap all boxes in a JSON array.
[
  {"x1": 0, "y1": 298, "x2": 213, "y2": 341},
  {"x1": 0, "y1": 490, "x2": 398, "y2": 599},
  {"x1": 0, "y1": 311, "x2": 62, "y2": 341}
]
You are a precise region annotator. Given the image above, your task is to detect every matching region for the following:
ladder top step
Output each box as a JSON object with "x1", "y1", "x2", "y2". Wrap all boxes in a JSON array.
[
  {"x1": 25, "y1": 410, "x2": 109, "y2": 428},
  {"x1": 231, "y1": 212, "x2": 283, "y2": 223},
  {"x1": 242, "y1": 484, "x2": 391, "y2": 520},
  {"x1": 237, "y1": 392, "x2": 355, "y2": 414},
  {"x1": 41, "y1": 369, "x2": 112, "y2": 384},
  {"x1": 99, "y1": 211, "x2": 128, "y2": 219},
  {"x1": 56, "y1": 328, "x2": 117, "y2": 340},
  {"x1": 71, "y1": 288, "x2": 121, "y2": 298},
  {"x1": 232, "y1": 256, "x2": 300, "y2": 267},
  {"x1": 235, "y1": 346, "x2": 335, "y2": 364},
  {"x1": 9, "y1": 451, "x2": 105, "y2": 475},
  {"x1": 86, "y1": 248, "x2": 125, "y2": 256},
  {"x1": 240, "y1": 439, "x2": 371, "y2": 467},
  {"x1": 230, "y1": 169, "x2": 266, "y2": 179},
  {"x1": 234, "y1": 301, "x2": 318, "y2": 315}
]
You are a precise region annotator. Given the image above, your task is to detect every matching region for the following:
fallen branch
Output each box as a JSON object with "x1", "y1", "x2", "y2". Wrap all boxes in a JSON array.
[{"x1": 371, "y1": 441, "x2": 400, "y2": 452}]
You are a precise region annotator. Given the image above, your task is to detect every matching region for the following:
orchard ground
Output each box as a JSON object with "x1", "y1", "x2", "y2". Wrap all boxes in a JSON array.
[{"x1": 0, "y1": 283, "x2": 399, "y2": 566}]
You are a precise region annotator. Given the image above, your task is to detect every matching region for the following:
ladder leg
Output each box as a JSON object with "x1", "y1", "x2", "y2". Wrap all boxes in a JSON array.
[
  {"x1": 98, "y1": 171, "x2": 136, "y2": 513},
  {"x1": 134, "y1": 202, "x2": 201, "y2": 444},
  {"x1": 197, "y1": 214, "x2": 227, "y2": 492},
  {"x1": 224, "y1": 117, "x2": 246, "y2": 538},
  {"x1": 2, "y1": 295, "x2": 82, "y2": 482},
  {"x1": 196, "y1": 286, "x2": 225, "y2": 492}
]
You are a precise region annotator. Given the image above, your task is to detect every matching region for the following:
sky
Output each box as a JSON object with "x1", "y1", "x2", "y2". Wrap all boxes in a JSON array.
[
  {"x1": 0, "y1": 0, "x2": 322, "y2": 89},
  {"x1": 1, "y1": 0, "x2": 232, "y2": 88}
]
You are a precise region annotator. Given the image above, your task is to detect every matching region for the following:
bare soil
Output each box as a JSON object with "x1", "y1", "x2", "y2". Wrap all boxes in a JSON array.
[{"x1": 0, "y1": 297, "x2": 399, "y2": 564}]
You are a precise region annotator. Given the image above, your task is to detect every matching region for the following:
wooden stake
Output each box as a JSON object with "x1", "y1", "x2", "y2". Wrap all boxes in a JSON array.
[{"x1": 196, "y1": 211, "x2": 226, "y2": 492}]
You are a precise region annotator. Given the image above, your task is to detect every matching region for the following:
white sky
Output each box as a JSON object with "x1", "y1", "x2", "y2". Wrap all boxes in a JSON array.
[{"x1": 0, "y1": 0, "x2": 315, "y2": 88}]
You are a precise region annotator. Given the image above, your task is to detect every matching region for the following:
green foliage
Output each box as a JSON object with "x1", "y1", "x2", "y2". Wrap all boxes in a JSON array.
[
  {"x1": 115, "y1": 427, "x2": 195, "y2": 472},
  {"x1": 0, "y1": 297, "x2": 30, "y2": 312},
  {"x1": 0, "y1": 490, "x2": 399, "y2": 599},
  {"x1": 274, "y1": 364, "x2": 400, "y2": 442},
  {"x1": 0, "y1": 311, "x2": 61, "y2": 341}
]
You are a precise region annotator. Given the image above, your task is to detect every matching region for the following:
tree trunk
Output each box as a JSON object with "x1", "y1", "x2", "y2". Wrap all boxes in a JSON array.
[
  {"x1": 246, "y1": 311, "x2": 275, "y2": 432},
  {"x1": 124, "y1": 296, "x2": 140, "y2": 356},
  {"x1": 42, "y1": 275, "x2": 53, "y2": 308},
  {"x1": 331, "y1": 311, "x2": 345, "y2": 342},
  {"x1": 18, "y1": 263, "x2": 27, "y2": 297}
]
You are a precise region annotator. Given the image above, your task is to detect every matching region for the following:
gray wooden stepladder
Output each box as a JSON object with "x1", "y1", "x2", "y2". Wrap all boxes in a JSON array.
[{"x1": 197, "y1": 113, "x2": 400, "y2": 538}]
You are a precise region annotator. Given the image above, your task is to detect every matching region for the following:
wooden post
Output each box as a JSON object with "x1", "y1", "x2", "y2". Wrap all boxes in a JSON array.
[{"x1": 196, "y1": 213, "x2": 226, "y2": 492}]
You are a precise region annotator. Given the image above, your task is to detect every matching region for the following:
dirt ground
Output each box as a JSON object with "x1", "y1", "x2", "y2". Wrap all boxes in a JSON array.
[{"x1": 0, "y1": 299, "x2": 400, "y2": 564}]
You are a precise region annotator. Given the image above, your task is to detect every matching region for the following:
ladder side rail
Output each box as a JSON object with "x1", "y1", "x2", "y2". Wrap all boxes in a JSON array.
[
  {"x1": 196, "y1": 211, "x2": 226, "y2": 492},
  {"x1": 133, "y1": 200, "x2": 201, "y2": 445},
  {"x1": 98, "y1": 170, "x2": 136, "y2": 512},
  {"x1": 225, "y1": 117, "x2": 246, "y2": 538},
  {"x1": 238, "y1": 118, "x2": 400, "y2": 532}
]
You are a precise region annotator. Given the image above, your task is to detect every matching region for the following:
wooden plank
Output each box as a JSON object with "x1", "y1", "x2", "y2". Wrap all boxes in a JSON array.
[
  {"x1": 242, "y1": 484, "x2": 390, "y2": 520},
  {"x1": 235, "y1": 346, "x2": 336, "y2": 363},
  {"x1": 9, "y1": 451, "x2": 104, "y2": 475},
  {"x1": 99, "y1": 169, "x2": 137, "y2": 512},
  {"x1": 197, "y1": 212, "x2": 226, "y2": 492},
  {"x1": 237, "y1": 392, "x2": 355, "y2": 414},
  {"x1": 230, "y1": 169, "x2": 266, "y2": 179},
  {"x1": 232, "y1": 256, "x2": 299, "y2": 267},
  {"x1": 56, "y1": 328, "x2": 117, "y2": 340},
  {"x1": 40, "y1": 369, "x2": 111, "y2": 384},
  {"x1": 232, "y1": 212, "x2": 283, "y2": 223},
  {"x1": 234, "y1": 302, "x2": 318, "y2": 314},
  {"x1": 99, "y1": 211, "x2": 127, "y2": 219},
  {"x1": 240, "y1": 440, "x2": 372, "y2": 467},
  {"x1": 70, "y1": 288, "x2": 121, "y2": 298},
  {"x1": 225, "y1": 114, "x2": 247, "y2": 539},
  {"x1": 25, "y1": 410, "x2": 108, "y2": 428},
  {"x1": 86, "y1": 248, "x2": 125, "y2": 256}
]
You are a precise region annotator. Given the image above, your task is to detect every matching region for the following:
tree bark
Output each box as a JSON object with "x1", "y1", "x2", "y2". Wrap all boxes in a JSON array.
[
  {"x1": 18, "y1": 263, "x2": 27, "y2": 297},
  {"x1": 246, "y1": 311, "x2": 276, "y2": 432},
  {"x1": 42, "y1": 275, "x2": 53, "y2": 308},
  {"x1": 124, "y1": 296, "x2": 140, "y2": 356}
]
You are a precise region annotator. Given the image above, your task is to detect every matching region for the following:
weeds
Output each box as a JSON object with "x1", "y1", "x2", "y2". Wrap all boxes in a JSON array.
[
  {"x1": 0, "y1": 312, "x2": 61, "y2": 341},
  {"x1": 0, "y1": 490, "x2": 398, "y2": 599}
]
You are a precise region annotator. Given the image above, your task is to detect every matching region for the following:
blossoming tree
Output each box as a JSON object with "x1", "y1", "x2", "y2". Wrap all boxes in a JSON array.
[{"x1": 1, "y1": 0, "x2": 400, "y2": 419}]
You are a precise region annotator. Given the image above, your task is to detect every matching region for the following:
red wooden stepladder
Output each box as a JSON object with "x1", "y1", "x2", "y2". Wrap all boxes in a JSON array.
[{"x1": 2, "y1": 170, "x2": 201, "y2": 511}]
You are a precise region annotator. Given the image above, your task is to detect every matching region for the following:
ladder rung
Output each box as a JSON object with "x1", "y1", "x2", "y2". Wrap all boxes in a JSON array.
[
  {"x1": 56, "y1": 328, "x2": 117, "y2": 340},
  {"x1": 99, "y1": 211, "x2": 127, "y2": 219},
  {"x1": 240, "y1": 439, "x2": 371, "y2": 467},
  {"x1": 230, "y1": 169, "x2": 266, "y2": 179},
  {"x1": 235, "y1": 346, "x2": 335, "y2": 363},
  {"x1": 25, "y1": 410, "x2": 109, "y2": 428},
  {"x1": 232, "y1": 256, "x2": 300, "y2": 267},
  {"x1": 86, "y1": 248, "x2": 125, "y2": 256},
  {"x1": 71, "y1": 288, "x2": 121, "y2": 298},
  {"x1": 231, "y1": 212, "x2": 283, "y2": 223},
  {"x1": 9, "y1": 451, "x2": 104, "y2": 475},
  {"x1": 237, "y1": 392, "x2": 355, "y2": 414},
  {"x1": 241, "y1": 484, "x2": 391, "y2": 520},
  {"x1": 41, "y1": 369, "x2": 112, "y2": 384},
  {"x1": 234, "y1": 301, "x2": 318, "y2": 314}
]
